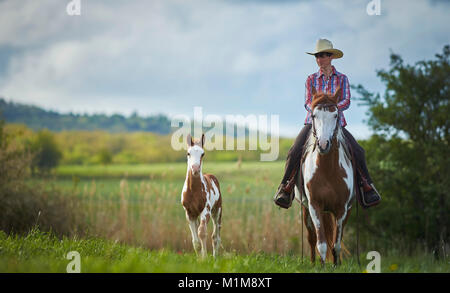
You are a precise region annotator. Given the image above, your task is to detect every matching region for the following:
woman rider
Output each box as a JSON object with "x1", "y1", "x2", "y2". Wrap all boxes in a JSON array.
[{"x1": 273, "y1": 39, "x2": 381, "y2": 209}]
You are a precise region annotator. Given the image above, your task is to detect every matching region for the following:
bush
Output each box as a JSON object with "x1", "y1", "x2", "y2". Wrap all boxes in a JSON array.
[
  {"x1": 97, "y1": 148, "x2": 113, "y2": 165},
  {"x1": 0, "y1": 120, "x2": 84, "y2": 236}
]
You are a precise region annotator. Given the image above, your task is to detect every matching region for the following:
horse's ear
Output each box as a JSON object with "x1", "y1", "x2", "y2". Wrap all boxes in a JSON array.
[
  {"x1": 201, "y1": 133, "x2": 205, "y2": 148},
  {"x1": 186, "y1": 134, "x2": 193, "y2": 147},
  {"x1": 311, "y1": 86, "x2": 317, "y2": 97},
  {"x1": 333, "y1": 86, "x2": 342, "y2": 104}
]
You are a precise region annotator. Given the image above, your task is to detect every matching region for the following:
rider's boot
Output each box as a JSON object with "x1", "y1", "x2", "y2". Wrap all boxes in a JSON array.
[
  {"x1": 274, "y1": 171, "x2": 297, "y2": 209},
  {"x1": 274, "y1": 124, "x2": 311, "y2": 209}
]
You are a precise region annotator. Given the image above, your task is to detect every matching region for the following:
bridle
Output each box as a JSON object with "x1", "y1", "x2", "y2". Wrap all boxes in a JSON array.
[{"x1": 311, "y1": 103, "x2": 340, "y2": 150}]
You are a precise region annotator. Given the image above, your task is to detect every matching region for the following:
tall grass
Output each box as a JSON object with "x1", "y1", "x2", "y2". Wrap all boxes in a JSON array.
[
  {"x1": 44, "y1": 162, "x2": 351, "y2": 257},
  {"x1": 26, "y1": 161, "x2": 439, "y2": 264}
]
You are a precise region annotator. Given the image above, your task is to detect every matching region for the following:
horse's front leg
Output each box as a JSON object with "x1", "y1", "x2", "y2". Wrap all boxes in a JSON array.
[
  {"x1": 332, "y1": 219, "x2": 343, "y2": 266},
  {"x1": 302, "y1": 205, "x2": 317, "y2": 263},
  {"x1": 333, "y1": 208, "x2": 351, "y2": 266},
  {"x1": 308, "y1": 203, "x2": 327, "y2": 266}
]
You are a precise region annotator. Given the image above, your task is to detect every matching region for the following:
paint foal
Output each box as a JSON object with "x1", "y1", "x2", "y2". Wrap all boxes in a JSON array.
[
  {"x1": 182, "y1": 134, "x2": 222, "y2": 258},
  {"x1": 295, "y1": 87, "x2": 354, "y2": 266}
]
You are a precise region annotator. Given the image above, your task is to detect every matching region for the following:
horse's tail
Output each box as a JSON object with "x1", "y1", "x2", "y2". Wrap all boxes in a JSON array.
[{"x1": 322, "y1": 213, "x2": 335, "y2": 261}]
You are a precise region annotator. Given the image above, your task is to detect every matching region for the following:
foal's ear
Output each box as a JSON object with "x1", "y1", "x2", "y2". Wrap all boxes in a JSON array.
[
  {"x1": 186, "y1": 134, "x2": 194, "y2": 147},
  {"x1": 201, "y1": 133, "x2": 205, "y2": 148},
  {"x1": 333, "y1": 86, "x2": 342, "y2": 104}
]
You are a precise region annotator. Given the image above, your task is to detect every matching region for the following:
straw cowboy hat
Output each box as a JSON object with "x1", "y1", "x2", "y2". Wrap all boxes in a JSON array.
[{"x1": 306, "y1": 38, "x2": 343, "y2": 59}]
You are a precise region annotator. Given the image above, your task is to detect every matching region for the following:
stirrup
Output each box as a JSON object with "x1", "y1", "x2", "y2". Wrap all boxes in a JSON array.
[{"x1": 359, "y1": 183, "x2": 381, "y2": 208}]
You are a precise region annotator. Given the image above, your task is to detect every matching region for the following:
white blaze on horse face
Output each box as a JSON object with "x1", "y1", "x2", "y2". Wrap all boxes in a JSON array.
[
  {"x1": 187, "y1": 145, "x2": 204, "y2": 175},
  {"x1": 313, "y1": 107, "x2": 338, "y2": 151}
]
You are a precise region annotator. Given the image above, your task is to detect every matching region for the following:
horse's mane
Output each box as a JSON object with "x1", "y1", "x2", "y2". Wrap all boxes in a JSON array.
[{"x1": 311, "y1": 92, "x2": 337, "y2": 110}]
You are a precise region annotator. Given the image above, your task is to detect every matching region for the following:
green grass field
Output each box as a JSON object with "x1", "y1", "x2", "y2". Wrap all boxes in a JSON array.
[
  {"x1": 2, "y1": 162, "x2": 448, "y2": 273},
  {"x1": 1, "y1": 228, "x2": 447, "y2": 273}
]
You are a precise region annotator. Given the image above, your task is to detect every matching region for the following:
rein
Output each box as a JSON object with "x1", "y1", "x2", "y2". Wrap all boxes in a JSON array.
[{"x1": 356, "y1": 188, "x2": 361, "y2": 267}]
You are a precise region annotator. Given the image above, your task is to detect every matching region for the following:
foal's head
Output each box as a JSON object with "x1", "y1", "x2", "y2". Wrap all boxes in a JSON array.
[
  {"x1": 186, "y1": 134, "x2": 205, "y2": 177},
  {"x1": 311, "y1": 87, "x2": 342, "y2": 154}
]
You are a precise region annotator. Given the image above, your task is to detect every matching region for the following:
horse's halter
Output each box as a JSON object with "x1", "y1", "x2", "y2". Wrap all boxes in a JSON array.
[{"x1": 311, "y1": 103, "x2": 340, "y2": 152}]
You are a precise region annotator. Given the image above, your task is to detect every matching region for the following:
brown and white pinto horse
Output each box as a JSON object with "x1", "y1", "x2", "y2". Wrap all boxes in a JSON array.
[
  {"x1": 295, "y1": 87, "x2": 354, "y2": 266},
  {"x1": 181, "y1": 134, "x2": 222, "y2": 258}
]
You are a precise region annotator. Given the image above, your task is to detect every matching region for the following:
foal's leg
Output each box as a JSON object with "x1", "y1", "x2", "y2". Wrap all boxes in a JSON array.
[
  {"x1": 212, "y1": 207, "x2": 222, "y2": 258},
  {"x1": 309, "y1": 203, "x2": 327, "y2": 266},
  {"x1": 198, "y1": 215, "x2": 209, "y2": 259},
  {"x1": 187, "y1": 217, "x2": 201, "y2": 255}
]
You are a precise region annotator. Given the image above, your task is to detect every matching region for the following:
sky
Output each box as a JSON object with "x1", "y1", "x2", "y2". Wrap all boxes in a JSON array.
[{"x1": 0, "y1": 0, "x2": 448, "y2": 138}]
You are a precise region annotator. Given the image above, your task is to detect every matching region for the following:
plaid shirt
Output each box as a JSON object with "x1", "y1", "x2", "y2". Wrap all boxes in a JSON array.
[{"x1": 304, "y1": 65, "x2": 351, "y2": 127}]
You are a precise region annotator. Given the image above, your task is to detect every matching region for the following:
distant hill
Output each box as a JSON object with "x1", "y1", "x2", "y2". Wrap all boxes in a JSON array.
[
  {"x1": 0, "y1": 98, "x2": 267, "y2": 138},
  {"x1": 0, "y1": 98, "x2": 172, "y2": 134}
]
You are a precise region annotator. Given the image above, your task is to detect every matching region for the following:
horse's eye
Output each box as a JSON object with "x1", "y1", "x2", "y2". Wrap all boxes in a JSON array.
[
  {"x1": 201, "y1": 153, "x2": 204, "y2": 157},
  {"x1": 187, "y1": 153, "x2": 190, "y2": 156}
]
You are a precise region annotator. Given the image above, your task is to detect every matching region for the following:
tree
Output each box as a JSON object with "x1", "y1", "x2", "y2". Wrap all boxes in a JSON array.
[
  {"x1": 353, "y1": 45, "x2": 449, "y2": 257},
  {"x1": 30, "y1": 129, "x2": 62, "y2": 174}
]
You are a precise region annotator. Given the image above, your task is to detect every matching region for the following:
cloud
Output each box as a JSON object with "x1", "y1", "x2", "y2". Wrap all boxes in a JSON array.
[{"x1": 0, "y1": 0, "x2": 448, "y2": 138}]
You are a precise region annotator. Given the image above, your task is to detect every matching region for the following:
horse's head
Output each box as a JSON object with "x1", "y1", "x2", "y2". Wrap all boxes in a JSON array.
[
  {"x1": 186, "y1": 133, "x2": 205, "y2": 177},
  {"x1": 311, "y1": 87, "x2": 341, "y2": 155}
]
